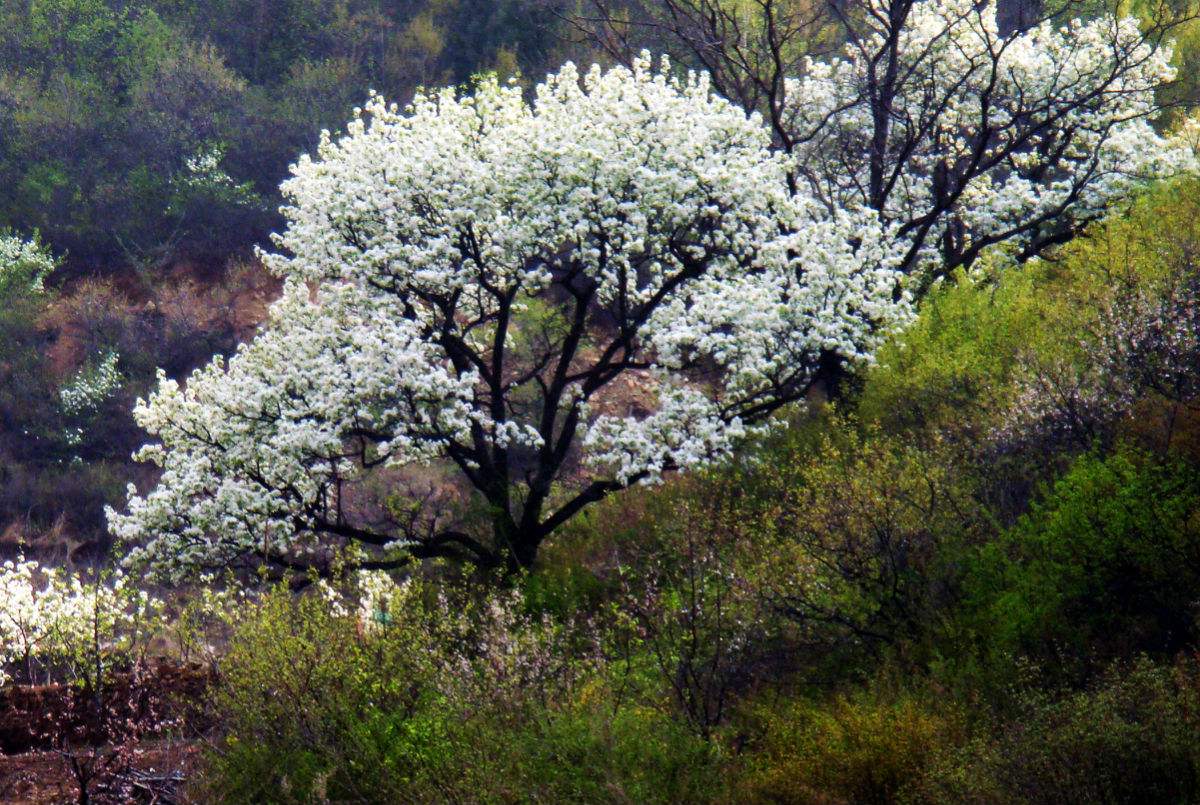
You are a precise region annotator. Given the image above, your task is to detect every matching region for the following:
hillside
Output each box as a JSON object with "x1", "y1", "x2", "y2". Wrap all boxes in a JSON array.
[{"x1": 3, "y1": 1, "x2": 1200, "y2": 802}]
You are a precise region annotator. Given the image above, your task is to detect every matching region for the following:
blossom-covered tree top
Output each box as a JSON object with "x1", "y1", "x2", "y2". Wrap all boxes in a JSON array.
[
  {"x1": 786, "y1": 0, "x2": 1194, "y2": 282},
  {"x1": 109, "y1": 55, "x2": 905, "y2": 579}
]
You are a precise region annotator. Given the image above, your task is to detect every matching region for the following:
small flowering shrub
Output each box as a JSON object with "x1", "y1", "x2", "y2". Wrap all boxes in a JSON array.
[
  {"x1": 0, "y1": 233, "x2": 55, "y2": 298},
  {"x1": 997, "y1": 271, "x2": 1200, "y2": 455},
  {"x1": 0, "y1": 558, "x2": 162, "y2": 687},
  {"x1": 59, "y1": 351, "x2": 123, "y2": 419}
]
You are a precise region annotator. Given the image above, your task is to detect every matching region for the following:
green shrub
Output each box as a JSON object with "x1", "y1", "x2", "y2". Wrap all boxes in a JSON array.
[
  {"x1": 203, "y1": 582, "x2": 725, "y2": 804},
  {"x1": 957, "y1": 449, "x2": 1200, "y2": 676},
  {"x1": 858, "y1": 259, "x2": 1064, "y2": 440},
  {"x1": 461, "y1": 698, "x2": 724, "y2": 804},
  {"x1": 204, "y1": 589, "x2": 458, "y2": 802},
  {"x1": 912, "y1": 656, "x2": 1200, "y2": 804}
]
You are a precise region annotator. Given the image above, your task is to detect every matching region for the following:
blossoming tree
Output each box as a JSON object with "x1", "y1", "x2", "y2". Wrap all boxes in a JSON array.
[
  {"x1": 110, "y1": 0, "x2": 1191, "y2": 578},
  {"x1": 110, "y1": 57, "x2": 903, "y2": 578},
  {"x1": 579, "y1": 0, "x2": 1194, "y2": 284},
  {"x1": 0, "y1": 558, "x2": 160, "y2": 687}
]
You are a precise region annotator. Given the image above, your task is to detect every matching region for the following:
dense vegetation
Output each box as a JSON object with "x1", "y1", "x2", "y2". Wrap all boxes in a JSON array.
[
  {"x1": 2, "y1": 0, "x2": 1200, "y2": 803},
  {"x1": 195, "y1": 177, "x2": 1200, "y2": 802},
  {"x1": 0, "y1": 0, "x2": 570, "y2": 272}
]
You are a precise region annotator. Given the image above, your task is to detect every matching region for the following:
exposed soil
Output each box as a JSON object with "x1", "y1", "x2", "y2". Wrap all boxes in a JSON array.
[
  {"x1": 0, "y1": 742, "x2": 200, "y2": 805},
  {"x1": 0, "y1": 661, "x2": 209, "y2": 756},
  {"x1": 0, "y1": 660, "x2": 211, "y2": 803}
]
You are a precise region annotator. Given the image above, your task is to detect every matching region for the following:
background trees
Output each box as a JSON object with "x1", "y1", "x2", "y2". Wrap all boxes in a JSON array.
[{"x1": 0, "y1": 0, "x2": 574, "y2": 274}]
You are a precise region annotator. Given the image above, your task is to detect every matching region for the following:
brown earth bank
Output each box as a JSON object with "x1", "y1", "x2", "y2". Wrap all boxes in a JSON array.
[
  {"x1": 0, "y1": 660, "x2": 210, "y2": 803},
  {"x1": 0, "y1": 660, "x2": 210, "y2": 755},
  {"x1": 0, "y1": 743, "x2": 200, "y2": 805}
]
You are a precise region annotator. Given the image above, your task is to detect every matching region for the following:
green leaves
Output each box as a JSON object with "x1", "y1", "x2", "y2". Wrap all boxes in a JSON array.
[{"x1": 962, "y1": 450, "x2": 1200, "y2": 670}]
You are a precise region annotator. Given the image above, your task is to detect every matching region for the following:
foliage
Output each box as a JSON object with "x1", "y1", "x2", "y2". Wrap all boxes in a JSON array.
[
  {"x1": 735, "y1": 684, "x2": 965, "y2": 805},
  {"x1": 857, "y1": 261, "x2": 1065, "y2": 438},
  {"x1": 957, "y1": 450, "x2": 1200, "y2": 674},
  {"x1": 0, "y1": 0, "x2": 574, "y2": 272},
  {"x1": 204, "y1": 578, "x2": 722, "y2": 804},
  {"x1": 753, "y1": 421, "x2": 983, "y2": 651},
  {"x1": 912, "y1": 656, "x2": 1200, "y2": 804}
]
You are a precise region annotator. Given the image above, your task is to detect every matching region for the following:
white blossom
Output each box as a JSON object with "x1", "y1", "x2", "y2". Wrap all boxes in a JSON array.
[
  {"x1": 0, "y1": 559, "x2": 162, "y2": 686},
  {"x1": 60, "y1": 350, "x2": 123, "y2": 416},
  {"x1": 785, "y1": 0, "x2": 1194, "y2": 277},
  {"x1": 0, "y1": 234, "x2": 55, "y2": 298}
]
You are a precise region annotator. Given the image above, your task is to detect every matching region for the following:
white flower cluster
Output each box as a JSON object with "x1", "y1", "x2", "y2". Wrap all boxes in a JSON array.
[
  {"x1": 0, "y1": 559, "x2": 161, "y2": 686},
  {"x1": 786, "y1": 0, "x2": 1194, "y2": 273},
  {"x1": 170, "y1": 145, "x2": 261, "y2": 212},
  {"x1": 0, "y1": 234, "x2": 55, "y2": 299},
  {"x1": 582, "y1": 381, "x2": 750, "y2": 484},
  {"x1": 60, "y1": 350, "x2": 123, "y2": 417},
  {"x1": 111, "y1": 281, "x2": 476, "y2": 577}
]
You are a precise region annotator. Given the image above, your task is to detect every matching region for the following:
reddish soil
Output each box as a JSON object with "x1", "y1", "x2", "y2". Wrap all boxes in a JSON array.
[
  {"x1": 44, "y1": 260, "x2": 281, "y2": 379},
  {"x1": 0, "y1": 742, "x2": 200, "y2": 805},
  {"x1": 0, "y1": 661, "x2": 210, "y2": 756},
  {"x1": 0, "y1": 661, "x2": 211, "y2": 803}
]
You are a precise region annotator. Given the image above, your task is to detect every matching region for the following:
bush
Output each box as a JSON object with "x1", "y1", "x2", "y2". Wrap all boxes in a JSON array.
[
  {"x1": 206, "y1": 587, "x2": 450, "y2": 802},
  {"x1": 957, "y1": 449, "x2": 1200, "y2": 676},
  {"x1": 464, "y1": 698, "x2": 723, "y2": 804},
  {"x1": 913, "y1": 656, "x2": 1200, "y2": 804},
  {"x1": 203, "y1": 580, "x2": 724, "y2": 804},
  {"x1": 734, "y1": 684, "x2": 965, "y2": 805},
  {"x1": 750, "y1": 420, "x2": 983, "y2": 656}
]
